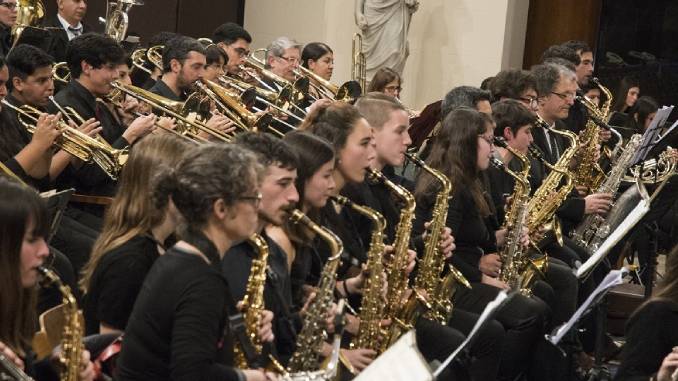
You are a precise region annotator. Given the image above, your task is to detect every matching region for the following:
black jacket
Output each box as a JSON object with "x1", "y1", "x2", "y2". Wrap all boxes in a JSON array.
[{"x1": 42, "y1": 14, "x2": 94, "y2": 63}]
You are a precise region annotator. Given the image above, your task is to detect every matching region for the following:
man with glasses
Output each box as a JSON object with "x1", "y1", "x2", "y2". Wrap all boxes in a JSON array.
[
  {"x1": 0, "y1": 0, "x2": 17, "y2": 56},
  {"x1": 44, "y1": 0, "x2": 91, "y2": 63},
  {"x1": 265, "y1": 36, "x2": 301, "y2": 84},
  {"x1": 489, "y1": 69, "x2": 540, "y2": 114},
  {"x1": 212, "y1": 22, "x2": 252, "y2": 77}
]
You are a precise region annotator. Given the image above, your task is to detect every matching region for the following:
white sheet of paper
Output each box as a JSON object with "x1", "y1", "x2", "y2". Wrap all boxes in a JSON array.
[{"x1": 354, "y1": 331, "x2": 433, "y2": 381}]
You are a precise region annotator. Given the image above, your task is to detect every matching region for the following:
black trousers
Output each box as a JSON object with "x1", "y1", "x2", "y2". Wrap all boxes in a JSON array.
[
  {"x1": 454, "y1": 283, "x2": 549, "y2": 381},
  {"x1": 50, "y1": 209, "x2": 101, "y2": 280}
]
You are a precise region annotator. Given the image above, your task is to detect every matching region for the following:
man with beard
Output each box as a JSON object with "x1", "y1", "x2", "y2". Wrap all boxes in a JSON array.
[
  {"x1": 149, "y1": 35, "x2": 234, "y2": 140},
  {"x1": 221, "y1": 132, "x2": 301, "y2": 365}
]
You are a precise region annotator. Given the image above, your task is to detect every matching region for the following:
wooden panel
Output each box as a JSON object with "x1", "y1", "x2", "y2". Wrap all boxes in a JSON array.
[
  {"x1": 522, "y1": 0, "x2": 602, "y2": 69},
  {"x1": 42, "y1": 0, "x2": 245, "y2": 44}
]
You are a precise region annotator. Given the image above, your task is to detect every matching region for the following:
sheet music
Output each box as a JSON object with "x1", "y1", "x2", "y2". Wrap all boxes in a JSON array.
[
  {"x1": 633, "y1": 105, "x2": 674, "y2": 164},
  {"x1": 433, "y1": 291, "x2": 509, "y2": 378},
  {"x1": 354, "y1": 331, "x2": 433, "y2": 381},
  {"x1": 575, "y1": 196, "x2": 650, "y2": 279},
  {"x1": 547, "y1": 268, "x2": 629, "y2": 345}
]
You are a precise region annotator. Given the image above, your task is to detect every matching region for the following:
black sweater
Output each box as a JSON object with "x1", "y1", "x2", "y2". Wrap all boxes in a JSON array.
[{"x1": 115, "y1": 247, "x2": 241, "y2": 381}]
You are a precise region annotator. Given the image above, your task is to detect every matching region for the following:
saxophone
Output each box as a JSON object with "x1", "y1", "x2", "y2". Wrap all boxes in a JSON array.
[
  {"x1": 364, "y1": 168, "x2": 417, "y2": 350},
  {"x1": 0, "y1": 354, "x2": 33, "y2": 381},
  {"x1": 287, "y1": 209, "x2": 344, "y2": 373},
  {"x1": 405, "y1": 153, "x2": 470, "y2": 325},
  {"x1": 36, "y1": 267, "x2": 82, "y2": 381},
  {"x1": 571, "y1": 134, "x2": 643, "y2": 252},
  {"x1": 334, "y1": 195, "x2": 388, "y2": 353},
  {"x1": 234, "y1": 234, "x2": 270, "y2": 369},
  {"x1": 527, "y1": 117, "x2": 579, "y2": 246}
]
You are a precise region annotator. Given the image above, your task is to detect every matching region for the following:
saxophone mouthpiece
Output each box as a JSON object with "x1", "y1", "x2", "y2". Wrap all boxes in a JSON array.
[{"x1": 490, "y1": 157, "x2": 505, "y2": 170}]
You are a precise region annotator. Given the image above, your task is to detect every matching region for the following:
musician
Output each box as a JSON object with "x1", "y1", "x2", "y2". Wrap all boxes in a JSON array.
[
  {"x1": 611, "y1": 75, "x2": 641, "y2": 114},
  {"x1": 222, "y1": 132, "x2": 300, "y2": 363},
  {"x1": 489, "y1": 69, "x2": 539, "y2": 113},
  {"x1": 203, "y1": 44, "x2": 228, "y2": 82},
  {"x1": 349, "y1": 93, "x2": 505, "y2": 381},
  {"x1": 116, "y1": 143, "x2": 277, "y2": 381},
  {"x1": 615, "y1": 245, "x2": 678, "y2": 381},
  {"x1": 0, "y1": 0, "x2": 16, "y2": 56},
  {"x1": 562, "y1": 40, "x2": 594, "y2": 87},
  {"x1": 0, "y1": 177, "x2": 95, "y2": 381},
  {"x1": 301, "y1": 42, "x2": 334, "y2": 101},
  {"x1": 44, "y1": 0, "x2": 92, "y2": 63},
  {"x1": 134, "y1": 31, "x2": 178, "y2": 89},
  {"x1": 368, "y1": 67, "x2": 401, "y2": 99},
  {"x1": 212, "y1": 22, "x2": 252, "y2": 77},
  {"x1": 80, "y1": 134, "x2": 190, "y2": 336},
  {"x1": 265, "y1": 37, "x2": 301, "y2": 83},
  {"x1": 486, "y1": 99, "x2": 579, "y2": 328},
  {"x1": 412, "y1": 107, "x2": 550, "y2": 380},
  {"x1": 48, "y1": 33, "x2": 155, "y2": 201},
  {"x1": 4, "y1": 44, "x2": 105, "y2": 277}
]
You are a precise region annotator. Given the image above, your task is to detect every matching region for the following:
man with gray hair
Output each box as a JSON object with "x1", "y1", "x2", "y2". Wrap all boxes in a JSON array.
[{"x1": 265, "y1": 36, "x2": 302, "y2": 82}]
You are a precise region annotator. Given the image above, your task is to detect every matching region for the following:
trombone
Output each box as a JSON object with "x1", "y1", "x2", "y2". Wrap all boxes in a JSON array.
[
  {"x1": 110, "y1": 81, "x2": 232, "y2": 142},
  {"x1": 194, "y1": 78, "x2": 272, "y2": 132},
  {"x1": 2, "y1": 100, "x2": 127, "y2": 180},
  {"x1": 351, "y1": 33, "x2": 366, "y2": 96}
]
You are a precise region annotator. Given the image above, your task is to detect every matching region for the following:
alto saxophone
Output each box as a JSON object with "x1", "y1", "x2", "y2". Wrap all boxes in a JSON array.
[
  {"x1": 406, "y1": 153, "x2": 470, "y2": 325},
  {"x1": 234, "y1": 234, "x2": 270, "y2": 369},
  {"x1": 287, "y1": 209, "x2": 344, "y2": 373},
  {"x1": 571, "y1": 134, "x2": 643, "y2": 252},
  {"x1": 333, "y1": 195, "x2": 388, "y2": 353},
  {"x1": 527, "y1": 117, "x2": 579, "y2": 246},
  {"x1": 37, "y1": 267, "x2": 83, "y2": 381},
  {"x1": 364, "y1": 168, "x2": 417, "y2": 351}
]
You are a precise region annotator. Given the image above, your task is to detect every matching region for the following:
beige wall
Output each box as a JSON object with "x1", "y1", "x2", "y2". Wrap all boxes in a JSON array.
[{"x1": 244, "y1": 0, "x2": 529, "y2": 109}]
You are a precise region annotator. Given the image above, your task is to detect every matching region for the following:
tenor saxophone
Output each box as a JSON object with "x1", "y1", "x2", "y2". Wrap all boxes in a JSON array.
[
  {"x1": 405, "y1": 153, "x2": 470, "y2": 326},
  {"x1": 287, "y1": 209, "x2": 344, "y2": 373},
  {"x1": 334, "y1": 195, "x2": 388, "y2": 353},
  {"x1": 37, "y1": 267, "x2": 82, "y2": 381},
  {"x1": 234, "y1": 234, "x2": 270, "y2": 369}
]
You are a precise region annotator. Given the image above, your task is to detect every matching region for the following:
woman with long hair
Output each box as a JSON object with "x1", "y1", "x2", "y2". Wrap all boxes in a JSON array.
[
  {"x1": 615, "y1": 245, "x2": 678, "y2": 381},
  {"x1": 115, "y1": 143, "x2": 275, "y2": 381},
  {"x1": 611, "y1": 76, "x2": 641, "y2": 113},
  {"x1": 413, "y1": 107, "x2": 550, "y2": 380},
  {"x1": 0, "y1": 177, "x2": 95, "y2": 380},
  {"x1": 80, "y1": 134, "x2": 192, "y2": 335}
]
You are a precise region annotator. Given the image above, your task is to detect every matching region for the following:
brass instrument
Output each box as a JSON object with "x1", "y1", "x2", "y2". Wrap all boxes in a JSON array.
[
  {"x1": 287, "y1": 209, "x2": 344, "y2": 373},
  {"x1": 146, "y1": 45, "x2": 164, "y2": 72},
  {"x1": 36, "y1": 267, "x2": 83, "y2": 381},
  {"x1": 571, "y1": 134, "x2": 643, "y2": 252},
  {"x1": 0, "y1": 353, "x2": 33, "y2": 381},
  {"x1": 405, "y1": 153, "x2": 470, "y2": 325},
  {"x1": 338, "y1": 196, "x2": 387, "y2": 353},
  {"x1": 52, "y1": 62, "x2": 71, "y2": 85},
  {"x1": 526, "y1": 116, "x2": 579, "y2": 246},
  {"x1": 195, "y1": 78, "x2": 272, "y2": 132},
  {"x1": 2, "y1": 100, "x2": 127, "y2": 180},
  {"x1": 110, "y1": 81, "x2": 230, "y2": 142},
  {"x1": 296, "y1": 65, "x2": 362, "y2": 103},
  {"x1": 131, "y1": 48, "x2": 152, "y2": 75},
  {"x1": 101, "y1": 0, "x2": 143, "y2": 42},
  {"x1": 351, "y1": 33, "x2": 366, "y2": 95},
  {"x1": 11, "y1": 0, "x2": 45, "y2": 47},
  {"x1": 622, "y1": 147, "x2": 677, "y2": 184}
]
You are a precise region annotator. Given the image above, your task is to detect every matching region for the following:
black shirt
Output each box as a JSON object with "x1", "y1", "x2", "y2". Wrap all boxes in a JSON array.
[
  {"x1": 615, "y1": 299, "x2": 678, "y2": 381},
  {"x1": 222, "y1": 233, "x2": 299, "y2": 362},
  {"x1": 116, "y1": 247, "x2": 241, "y2": 381},
  {"x1": 149, "y1": 79, "x2": 185, "y2": 102},
  {"x1": 83, "y1": 234, "x2": 159, "y2": 335}
]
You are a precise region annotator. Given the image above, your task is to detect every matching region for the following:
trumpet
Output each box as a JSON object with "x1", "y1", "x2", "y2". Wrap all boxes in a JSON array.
[
  {"x1": 146, "y1": 45, "x2": 164, "y2": 72},
  {"x1": 2, "y1": 100, "x2": 127, "y2": 180},
  {"x1": 110, "y1": 81, "x2": 231, "y2": 142},
  {"x1": 131, "y1": 48, "x2": 153, "y2": 75},
  {"x1": 52, "y1": 62, "x2": 71, "y2": 85}
]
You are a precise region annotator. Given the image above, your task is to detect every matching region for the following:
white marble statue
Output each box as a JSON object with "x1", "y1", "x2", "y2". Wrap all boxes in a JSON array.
[{"x1": 355, "y1": 0, "x2": 419, "y2": 81}]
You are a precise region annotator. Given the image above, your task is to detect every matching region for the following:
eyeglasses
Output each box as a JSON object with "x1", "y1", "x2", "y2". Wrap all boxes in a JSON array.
[
  {"x1": 550, "y1": 91, "x2": 576, "y2": 101},
  {"x1": 519, "y1": 96, "x2": 538, "y2": 108},
  {"x1": 384, "y1": 85, "x2": 402, "y2": 93},
  {"x1": 279, "y1": 56, "x2": 300, "y2": 64},
  {"x1": 232, "y1": 47, "x2": 251, "y2": 58},
  {"x1": 478, "y1": 134, "x2": 494, "y2": 145},
  {"x1": 238, "y1": 192, "x2": 262, "y2": 208},
  {"x1": 0, "y1": 2, "x2": 17, "y2": 10}
]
